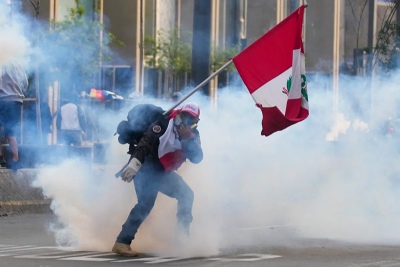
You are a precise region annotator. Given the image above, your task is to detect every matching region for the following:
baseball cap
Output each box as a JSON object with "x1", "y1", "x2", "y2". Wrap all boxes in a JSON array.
[{"x1": 180, "y1": 102, "x2": 200, "y2": 117}]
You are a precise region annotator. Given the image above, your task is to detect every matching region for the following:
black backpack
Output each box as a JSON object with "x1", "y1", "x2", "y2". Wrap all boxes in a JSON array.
[{"x1": 116, "y1": 104, "x2": 167, "y2": 145}]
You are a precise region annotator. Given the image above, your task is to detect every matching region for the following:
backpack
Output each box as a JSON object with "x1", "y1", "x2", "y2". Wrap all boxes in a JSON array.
[{"x1": 116, "y1": 104, "x2": 166, "y2": 145}]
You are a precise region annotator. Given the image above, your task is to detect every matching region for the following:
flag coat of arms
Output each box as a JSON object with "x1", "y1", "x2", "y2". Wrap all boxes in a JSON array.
[{"x1": 232, "y1": 5, "x2": 308, "y2": 137}]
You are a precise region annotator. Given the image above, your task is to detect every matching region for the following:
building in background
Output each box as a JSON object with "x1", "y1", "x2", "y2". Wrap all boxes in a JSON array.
[{"x1": 17, "y1": 0, "x2": 400, "y2": 123}]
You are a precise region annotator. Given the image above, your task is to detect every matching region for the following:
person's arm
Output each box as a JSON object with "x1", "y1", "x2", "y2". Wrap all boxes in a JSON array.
[
  {"x1": 130, "y1": 123, "x2": 163, "y2": 163},
  {"x1": 119, "y1": 122, "x2": 163, "y2": 182},
  {"x1": 180, "y1": 128, "x2": 203, "y2": 164}
]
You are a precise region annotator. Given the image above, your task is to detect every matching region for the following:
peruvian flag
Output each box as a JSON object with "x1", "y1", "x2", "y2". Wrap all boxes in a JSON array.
[
  {"x1": 158, "y1": 112, "x2": 185, "y2": 172},
  {"x1": 232, "y1": 5, "x2": 309, "y2": 137}
]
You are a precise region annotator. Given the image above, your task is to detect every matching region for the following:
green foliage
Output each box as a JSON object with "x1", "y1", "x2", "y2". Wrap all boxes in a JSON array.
[
  {"x1": 210, "y1": 45, "x2": 240, "y2": 72},
  {"x1": 143, "y1": 35, "x2": 157, "y2": 67},
  {"x1": 143, "y1": 29, "x2": 239, "y2": 79},
  {"x1": 375, "y1": 21, "x2": 400, "y2": 73},
  {"x1": 143, "y1": 29, "x2": 192, "y2": 75},
  {"x1": 38, "y1": 0, "x2": 123, "y2": 91}
]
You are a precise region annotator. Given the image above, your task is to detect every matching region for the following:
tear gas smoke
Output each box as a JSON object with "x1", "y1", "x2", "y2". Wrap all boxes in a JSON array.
[
  {"x1": 34, "y1": 76, "x2": 400, "y2": 256},
  {"x1": 0, "y1": 1, "x2": 31, "y2": 68},
  {"x1": 5, "y1": 2, "x2": 400, "y2": 258}
]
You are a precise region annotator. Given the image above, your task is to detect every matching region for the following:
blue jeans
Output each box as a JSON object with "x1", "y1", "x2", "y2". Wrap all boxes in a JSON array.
[{"x1": 116, "y1": 163, "x2": 194, "y2": 245}]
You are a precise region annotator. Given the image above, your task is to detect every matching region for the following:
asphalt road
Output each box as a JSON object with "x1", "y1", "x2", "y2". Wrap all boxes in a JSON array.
[{"x1": 1, "y1": 213, "x2": 400, "y2": 267}]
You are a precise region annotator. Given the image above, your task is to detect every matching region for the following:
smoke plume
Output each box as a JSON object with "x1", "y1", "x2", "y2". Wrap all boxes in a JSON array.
[{"x1": 4, "y1": 1, "x2": 400, "y2": 258}]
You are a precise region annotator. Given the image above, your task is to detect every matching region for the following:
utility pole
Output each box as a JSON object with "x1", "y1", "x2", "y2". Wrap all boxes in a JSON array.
[
  {"x1": 239, "y1": 0, "x2": 247, "y2": 50},
  {"x1": 367, "y1": 0, "x2": 375, "y2": 122},
  {"x1": 367, "y1": 0, "x2": 375, "y2": 75},
  {"x1": 135, "y1": 0, "x2": 145, "y2": 96},
  {"x1": 30, "y1": 0, "x2": 43, "y2": 144},
  {"x1": 191, "y1": 0, "x2": 212, "y2": 95},
  {"x1": 332, "y1": 0, "x2": 342, "y2": 112}
]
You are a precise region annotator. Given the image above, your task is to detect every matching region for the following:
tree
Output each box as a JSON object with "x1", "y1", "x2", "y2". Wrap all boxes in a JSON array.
[
  {"x1": 210, "y1": 45, "x2": 240, "y2": 72},
  {"x1": 37, "y1": 0, "x2": 122, "y2": 97},
  {"x1": 374, "y1": 0, "x2": 400, "y2": 73},
  {"x1": 144, "y1": 29, "x2": 192, "y2": 76},
  {"x1": 143, "y1": 29, "x2": 192, "y2": 92},
  {"x1": 143, "y1": 27, "x2": 242, "y2": 93},
  {"x1": 346, "y1": 0, "x2": 400, "y2": 75},
  {"x1": 346, "y1": 0, "x2": 369, "y2": 75}
]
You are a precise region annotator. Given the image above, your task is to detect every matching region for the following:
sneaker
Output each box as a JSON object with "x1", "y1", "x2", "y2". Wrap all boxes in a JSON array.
[{"x1": 112, "y1": 242, "x2": 139, "y2": 257}]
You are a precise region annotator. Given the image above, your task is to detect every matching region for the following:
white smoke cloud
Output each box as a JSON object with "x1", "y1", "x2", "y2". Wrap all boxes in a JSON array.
[
  {"x1": 0, "y1": 1, "x2": 31, "y2": 68},
  {"x1": 32, "y1": 72, "x2": 400, "y2": 257},
  {"x1": 5, "y1": 0, "x2": 400, "y2": 259}
]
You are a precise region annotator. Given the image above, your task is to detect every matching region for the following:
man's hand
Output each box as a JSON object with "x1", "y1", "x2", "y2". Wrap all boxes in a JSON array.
[
  {"x1": 178, "y1": 124, "x2": 194, "y2": 141},
  {"x1": 121, "y1": 158, "x2": 142, "y2": 183}
]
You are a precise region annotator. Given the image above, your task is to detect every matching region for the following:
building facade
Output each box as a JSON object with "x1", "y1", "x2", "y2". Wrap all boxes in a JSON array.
[{"x1": 18, "y1": 0, "x2": 399, "y2": 100}]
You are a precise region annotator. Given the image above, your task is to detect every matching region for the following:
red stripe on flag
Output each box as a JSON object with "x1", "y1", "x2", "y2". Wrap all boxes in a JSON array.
[
  {"x1": 233, "y1": 5, "x2": 308, "y2": 137},
  {"x1": 259, "y1": 99, "x2": 309, "y2": 137},
  {"x1": 233, "y1": 6, "x2": 305, "y2": 94},
  {"x1": 160, "y1": 150, "x2": 185, "y2": 172}
]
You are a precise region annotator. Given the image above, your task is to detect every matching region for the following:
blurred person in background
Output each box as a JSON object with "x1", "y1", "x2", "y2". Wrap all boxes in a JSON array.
[
  {"x1": 0, "y1": 61, "x2": 27, "y2": 170},
  {"x1": 126, "y1": 91, "x2": 143, "y2": 109},
  {"x1": 171, "y1": 91, "x2": 183, "y2": 103},
  {"x1": 56, "y1": 96, "x2": 87, "y2": 146}
]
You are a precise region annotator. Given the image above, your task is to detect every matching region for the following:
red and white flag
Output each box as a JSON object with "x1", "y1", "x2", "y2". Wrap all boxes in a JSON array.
[
  {"x1": 158, "y1": 103, "x2": 201, "y2": 172},
  {"x1": 158, "y1": 118, "x2": 185, "y2": 172},
  {"x1": 232, "y1": 5, "x2": 308, "y2": 137}
]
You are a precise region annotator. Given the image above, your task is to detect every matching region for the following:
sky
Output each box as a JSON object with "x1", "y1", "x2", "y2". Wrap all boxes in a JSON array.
[{"x1": 2, "y1": 0, "x2": 400, "y2": 258}]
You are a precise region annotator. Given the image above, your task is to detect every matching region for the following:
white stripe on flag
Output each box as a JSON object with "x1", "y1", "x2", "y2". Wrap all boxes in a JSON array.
[
  {"x1": 158, "y1": 119, "x2": 181, "y2": 158},
  {"x1": 289, "y1": 48, "x2": 302, "y2": 100},
  {"x1": 251, "y1": 67, "x2": 291, "y2": 114}
]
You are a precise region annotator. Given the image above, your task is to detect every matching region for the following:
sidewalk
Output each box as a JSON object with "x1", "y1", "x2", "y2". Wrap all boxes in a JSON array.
[{"x1": 0, "y1": 169, "x2": 50, "y2": 216}]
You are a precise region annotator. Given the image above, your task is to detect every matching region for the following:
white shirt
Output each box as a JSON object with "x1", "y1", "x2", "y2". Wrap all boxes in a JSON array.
[{"x1": 60, "y1": 103, "x2": 82, "y2": 131}]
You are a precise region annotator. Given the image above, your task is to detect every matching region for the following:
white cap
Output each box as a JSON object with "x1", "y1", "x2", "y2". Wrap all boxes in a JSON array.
[{"x1": 180, "y1": 102, "x2": 200, "y2": 117}]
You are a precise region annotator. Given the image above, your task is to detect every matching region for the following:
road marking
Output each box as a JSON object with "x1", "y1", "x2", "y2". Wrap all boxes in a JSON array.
[
  {"x1": 60, "y1": 252, "x2": 116, "y2": 262},
  {"x1": 0, "y1": 244, "x2": 19, "y2": 248},
  {"x1": 145, "y1": 257, "x2": 187, "y2": 264},
  {"x1": 112, "y1": 257, "x2": 161, "y2": 263},
  {"x1": 0, "y1": 246, "x2": 58, "y2": 253},
  {"x1": 0, "y1": 200, "x2": 50, "y2": 206},
  {"x1": 15, "y1": 251, "x2": 102, "y2": 259},
  {"x1": 210, "y1": 253, "x2": 282, "y2": 262},
  {"x1": 1, "y1": 244, "x2": 282, "y2": 264},
  {"x1": 0, "y1": 245, "x2": 33, "y2": 251}
]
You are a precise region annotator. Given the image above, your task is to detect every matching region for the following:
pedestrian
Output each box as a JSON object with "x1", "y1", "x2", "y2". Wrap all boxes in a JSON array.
[
  {"x1": 171, "y1": 91, "x2": 183, "y2": 103},
  {"x1": 0, "y1": 61, "x2": 28, "y2": 170},
  {"x1": 56, "y1": 96, "x2": 87, "y2": 146},
  {"x1": 112, "y1": 102, "x2": 203, "y2": 257}
]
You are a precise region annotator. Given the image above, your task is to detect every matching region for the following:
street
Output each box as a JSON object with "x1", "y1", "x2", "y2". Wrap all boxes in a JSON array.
[{"x1": 1, "y1": 213, "x2": 400, "y2": 267}]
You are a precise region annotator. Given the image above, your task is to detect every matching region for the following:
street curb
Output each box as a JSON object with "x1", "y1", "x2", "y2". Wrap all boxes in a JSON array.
[{"x1": 0, "y1": 169, "x2": 50, "y2": 216}]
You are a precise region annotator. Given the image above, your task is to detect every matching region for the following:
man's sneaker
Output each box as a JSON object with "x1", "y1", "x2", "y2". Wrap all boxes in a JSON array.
[{"x1": 112, "y1": 242, "x2": 139, "y2": 257}]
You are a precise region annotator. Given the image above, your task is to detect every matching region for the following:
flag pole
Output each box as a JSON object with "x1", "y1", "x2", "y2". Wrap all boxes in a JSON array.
[{"x1": 163, "y1": 59, "x2": 233, "y2": 115}]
